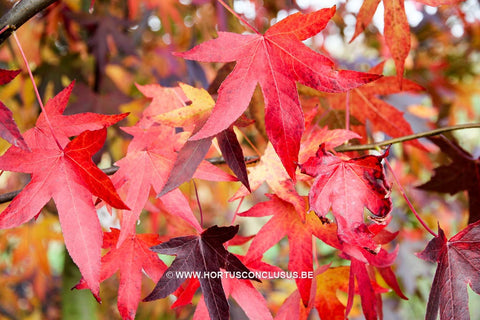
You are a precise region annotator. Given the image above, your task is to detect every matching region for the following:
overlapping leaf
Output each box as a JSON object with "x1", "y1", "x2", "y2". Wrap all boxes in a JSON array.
[
  {"x1": 111, "y1": 124, "x2": 234, "y2": 243},
  {"x1": 112, "y1": 82, "x2": 236, "y2": 246},
  {"x1": 176, "y1": 6, "x2": 381, "y2": 179},
  {"x1": 0, "y1": 128, "x2": 128, "y2": 298},
  {"x1": 75, "y1": 229, "x2": 166, "y2": 320},
  {"x1": 231, "y1": 142, "x2": 305, "y2": 216},
  {"x1": 300, "y1": 145, "x2": 392, "y2": 251},
  {"x1": 155, "y1": 84, "x2": 242, "y2": 196},
  {"x1": 351, "y1": 0, "x2": 464, "y2": 85},
  {"x1": 0, "y1": 69, "x2": 28, "y2": 150},
  {"x1": 144, "y1": 225, "x2": 259, "y2": 320},
  {"x1": 239, "y1": 194, "x2": 323, "y2": 305},
  {"x1": 418, "y1": 136, "x2": 480, "y2": 223},
  {"x1": 418, "y1": 222, "x2": 480, "y2": 320},
  {"x1": 325, "y1": 64, "x2": 424, "y2": 147},
  {"x1": 26, "y1": 81, "x2": 129, "y2": 147}
]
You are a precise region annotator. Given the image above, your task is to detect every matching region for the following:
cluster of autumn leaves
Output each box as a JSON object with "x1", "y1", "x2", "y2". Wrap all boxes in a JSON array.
[{"x1": 0, "y1": 1, "x2": 478, "y2": 320}]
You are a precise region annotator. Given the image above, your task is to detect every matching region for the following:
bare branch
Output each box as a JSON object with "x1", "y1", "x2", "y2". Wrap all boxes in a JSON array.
[
  {"x1": 0, "y1": 0, "x2": 59, "y2": 44},
  {"x1": 334, "y1": 123, "x2": 480, "y2": 152}
]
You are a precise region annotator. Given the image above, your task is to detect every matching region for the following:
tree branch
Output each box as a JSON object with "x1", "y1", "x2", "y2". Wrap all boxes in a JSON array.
[
  {"x1": 0, "y1": 155, "x2": 259, "y2": 204},
  {"x1": 0, "y1": 0, "x2": 59, "y2": 44},
  {"x1": 334, "y1": 123, "x2": 480, "y2": 152}
]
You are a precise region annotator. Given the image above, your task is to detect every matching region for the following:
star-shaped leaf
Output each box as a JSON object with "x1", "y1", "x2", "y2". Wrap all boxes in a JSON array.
[
  {"x1": 75, "y1": 229, "x2": 166, "y2": 320},
  {"x1": 325, "y1": 64, "x2": 424, "y2": 147},
  {"x1": 239, "y1": 195, "x2": 321, "y2": 305},
  {"x1": 144, "y1": 225, "x2": 259, "y2": 320},
  {"x1": 418, "y1": 222, "x2": 480, "y2": 320},
  {"x1": 0, "y1": 128, "x2": 128, "y2": 298},
  {"x1": 176, "y1": 6, "x2": 381, "y2": 179},
  {"x1": 300, "y1": 145, "x2": 392, "y2": 251}
]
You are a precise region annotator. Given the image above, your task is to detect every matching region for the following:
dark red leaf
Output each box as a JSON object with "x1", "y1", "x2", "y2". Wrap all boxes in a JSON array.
[
  {"x1": 157, "y1": 137, "x2": 213, "y2": 197},
  {"x1": 216, "y1": 127, "x2": 250, "y2": 191},
  {"x1": 144, "y1": 225, "x2": 259, "y2": 320},
  {"x1": 418, "y1": 136, "x2": 480, "y2": 223},
  {"x1": 418, "y1": 222, "x2": 480, "y2": 320}
]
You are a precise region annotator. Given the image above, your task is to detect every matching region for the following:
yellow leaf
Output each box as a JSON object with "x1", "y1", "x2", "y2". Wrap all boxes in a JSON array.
[{"x1": 154, "y1": 83, "x2": 214, "y2": 128}]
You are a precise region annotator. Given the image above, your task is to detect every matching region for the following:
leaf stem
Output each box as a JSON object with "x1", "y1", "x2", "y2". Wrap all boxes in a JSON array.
[
  {"x1": 217, "y1": 0, "x2": 261, "y2": 35},
  {"x1": 231, "y1": 196, "x2": 245, "y2": 224},
  {"x1": 345, "y1": 90, "x2": 350, "y2": 131},
  {"x1": 192, "y1": 179, "x2": 204, "y2": 229},
  {"x1": 236, "y1": 129, "x2": 262, "y2": 158},
  {"x1": 385, "y1": 159, "x2": 437, "y2": 237},
  {"x1": 335, "y1": 123, "x2": 480, "y2": 152},
  {"x1": 13, "y1": 32, "x2": 63, "y2": 150}
]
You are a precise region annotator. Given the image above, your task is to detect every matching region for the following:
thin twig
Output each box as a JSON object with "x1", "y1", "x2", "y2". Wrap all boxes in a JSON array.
[
  {"x1": 0, "y1": 0, "x2": 59, "y2": 44},
  {"x1": 13, "y1": 32, "x2": 63, "y2": 150},
  {"x1": 345, "y1": 91, "x2": 350, "y2": 131},
  {"x1": 192, "y1": 179, "x2": 203, "y2": 228},
  {"x1": 385, "y1": 160, "x2": 437, "y2": 237},
  {"x1": 217, "y1": 0, "x2": 261, "y2": 35},
  {"x1": 0, "y1": 156, "x2": 259, "y2": 204},
  {"x1": 334, "y1": 123, "x2": 480, "y2": 152}
]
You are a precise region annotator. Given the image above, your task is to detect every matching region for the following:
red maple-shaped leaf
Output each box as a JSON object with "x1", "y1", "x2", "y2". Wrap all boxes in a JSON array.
[
  {"x1": 230, "y1": 143, "x2": 306, "y2": 217},
  {"x1": 351, "y1": 0, "x2": 409, "y2": 86},
  {"x1": 134, "y1": 83, "x2": 188, "y2": 129},
  {"x1": 0, "y1": 128, "x2": 128, "y2": 298},
  {"x1": 239, "y1": 194, "x2": 323, "y2": 305},
  {"x1": 112, "y1": 125, "x2": 235, "y2": 244},
  {"x1": 75, "y1": 229, "x2": 166, "y2": 320},
  {"x1": 300, "y1": 145, "x2": 392, "y2": 251},
  {"x1": 351, "y1": 0, "x2": 464, "y2": 85},
  {"x1": 325, "y1": 63, "x2": 424, "y2": 147},
  {"x1": 143, "y1": 225, "x2": 259, "y2": 320},
  {"x1": 176, "y1": 6, "x2": 381, "y2": 179},
  {"x1": 299, "y1": 125, "x2": 361, "y2": 163},
  {"x1": 26, "y1": 81, "x2": 128, "y2": 147},
  {"x1": 418, "y1": 222, "x2": 480, "y2": 320},
  {"x1": 0, "y1": 69, "x2": 29, "y2": 150}
]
